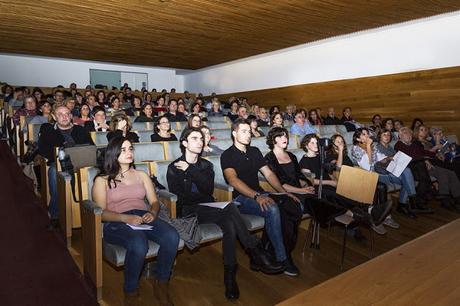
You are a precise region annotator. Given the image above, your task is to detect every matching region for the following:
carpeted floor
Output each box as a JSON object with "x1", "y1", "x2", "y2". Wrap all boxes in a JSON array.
[{"x1": 0, "y1": 140, "x2": 98, "y2": 306}]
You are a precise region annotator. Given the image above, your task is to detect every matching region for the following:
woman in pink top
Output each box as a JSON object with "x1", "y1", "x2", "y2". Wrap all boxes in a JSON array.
[{"x1": 92, "y1": 137, "x2": 179, "y2": 305}]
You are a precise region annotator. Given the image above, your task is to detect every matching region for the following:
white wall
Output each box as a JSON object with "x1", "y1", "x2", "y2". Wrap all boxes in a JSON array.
[
  {"x1": 0, "y1": 54, "x2": 185, "y2": 91},
  {"x1": 184, "y1": 11, "x2": 460, "y2": 95}
]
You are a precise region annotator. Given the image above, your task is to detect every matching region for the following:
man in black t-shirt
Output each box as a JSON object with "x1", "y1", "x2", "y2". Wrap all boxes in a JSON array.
[
  {"x1": 221, "y1": 118, "x2": 302, "y2": 276},
  {"x1": 38, "y1": 105, "x2": 93, "y2": 230}
]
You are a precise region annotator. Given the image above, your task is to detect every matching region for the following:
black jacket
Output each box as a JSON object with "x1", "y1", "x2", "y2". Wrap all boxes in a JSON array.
[
  {"x1": 107, "y1": 130, "x2": 139, "y2": 143},
  {"x1": 264, "y1": 151, "x2": 307, "y2": 188},
  {"x1": 323, "y1": 116, "x2": 342, "y2": 125},
  {"x1": 84, "y1": 120, "x2": 110, "y2": 132},
  {"x1": 38, "y1": 123, "x2": 94, "y2": 163},
  {"x1": 167, "y1": 156, "x2": 215, "y2": 217}
]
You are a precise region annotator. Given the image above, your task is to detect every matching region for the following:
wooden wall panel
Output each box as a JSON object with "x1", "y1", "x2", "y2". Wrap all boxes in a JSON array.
[{"x1": 216, "y1": 66, "x2": 460, "y2": 137}]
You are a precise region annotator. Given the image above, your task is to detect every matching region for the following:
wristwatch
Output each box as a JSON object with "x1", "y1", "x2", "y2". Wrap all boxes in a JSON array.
[{"x1": 253, "y1": 192, "x2": 261, "y2": 200}]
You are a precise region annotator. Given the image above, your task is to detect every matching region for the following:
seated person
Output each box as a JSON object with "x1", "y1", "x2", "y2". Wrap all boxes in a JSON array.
[
  {"x1": 38, "y1": 105, "x2": 94, "y2": 230},
  {"x1": 283, "y1": 104, "x2": 295, "y2": 122},
  {"x1": 73, "y1": 103, "x2": 91, "y2": 126},
  {"x1": 375, "y1": 129, "x2": 419, "y2": 218},
  {"x1": 415, "y1": 125, "x2": 460, "y2": 179},
  {"x1": 13, "y1": 95, "x2": 37, "y2": 125},
  {"x1": 369, "y1": 114, "x2": 382, "y2": 134},
  {"x1": 187, "y1": 114, "x2": 202, "y2": 129},
  {"x1": 92, "y1": 137, "x2": 179, "y2": 305},
  {"x1": 107, "y1": 96, "x2": 123, "y2": 115},
  {"x1": 129, "y1": 96, "x2": 143, "y2": 116},
  {"x1": 290, "y1": 109, "x2": 317, "y2": 137},
  {"x1": 308, "y1": 109, "x2": 322, "y2": 126},
  {"x1": 221, "y1": 118, "x2": 301, "y2": 276},
  {"x1": 396, "y1": 127, "x2": 460, "y2": 211},
  {"x1": 84, "y1": 106, "x2": 109, "y2": 132},
  {"x1": 299, "y1": 133, "x2": 392, "y2": 229},
  {"x1": 177, "y1": 101, "x2": 189, "y2": 117},
  {"x1": 200, "y1": 126, "x2": 224, "y2": 157},
  {"x1": 340, "y1": 107, "x2": 361, "y2": 131},
  {"x1": 29, "y1": 101, "x2": 52, "y2": 126},
  {"x1": 150, "y1": 115, "x2": 177, "y2": 142},
  {"x1": 153, "y1": 96, "x2": 168, "y2": 115},
  {"x1": 165, "y1": 99, "x2": 187, "y2": 122},
  {"x1": 270, "y1": 112, "x2": 284, "y2": 128},
  {"x1": 249, "y1": 115, "x2": 265, "y2": 137},
  {"x1": 107, "y1": 113, "x2": 139, "y2": 143},
  {"x1": 208, "y1": 99, "x2": 224, "y2": 117},
  {"x1": 134, "y1": 104, "x2": 155, "y2": 122},
  {"x1": 226, "y1": 101, "x2": 239, "y2": 122},
  {"x1": 323, "y1": 107, "x2": 342, "y2": 125},
  {"x1": 167, "y1": 128, "x2": 280, "y2": 300},
  {"x1": 325, "y1": 134, "x2": 354, "y2": 169},
  {"x1": 190, "y1": 101, "x2": 208, "y2": 121}
]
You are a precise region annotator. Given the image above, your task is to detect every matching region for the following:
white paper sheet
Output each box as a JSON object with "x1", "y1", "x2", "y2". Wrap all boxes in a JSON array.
[
  {"x1": 126, "y1": 224, "x2": 153, "y2": 230},
  {"x1": 386, "y1": 151, "x2": 412, "y2": 177},
  {"x1": 199, "y1": 201, "x2": 232, "y2": 209}
]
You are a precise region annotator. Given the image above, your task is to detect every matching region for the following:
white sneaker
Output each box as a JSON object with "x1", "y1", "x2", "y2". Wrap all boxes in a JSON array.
[
  {"x1": 383, "y1": 215, "x2": 400, "y2": 229},
  {"x1": 372, "y1": 224, "x2": 387, "y2": 235}
]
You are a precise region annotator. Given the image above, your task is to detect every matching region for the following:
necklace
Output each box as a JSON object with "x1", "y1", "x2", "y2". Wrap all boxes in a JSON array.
[{"x1": 119, "y1": 168, "x2": 130, "y2": 178}]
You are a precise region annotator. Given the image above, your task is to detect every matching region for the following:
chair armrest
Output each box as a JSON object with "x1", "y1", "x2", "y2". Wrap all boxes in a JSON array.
[
  {"x1": 57, "y1": 171, "x2": 73, "y2": 245},
  {"x1": 157, "y1": 190, "x2": 177, "y2": 219},
  {"x1": 157, "y1": 189, "x2": 178, "y2": 202},
  {"x1": 215, "y1": 183, "x2": 234, "y2": 192},
  {"x1": 80, "y1": 200, "x2": 103, "y2": 301}
]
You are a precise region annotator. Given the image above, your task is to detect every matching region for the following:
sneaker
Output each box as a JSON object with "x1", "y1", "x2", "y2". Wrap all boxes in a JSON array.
[
  {"x1": 371, "y1": 224, "x2": 387, "y2": 235},
  {"x1": 370, "y1": 200, "x2": 393, "y2": 225},
  {"x1": 383, "y1": 215, "x2": 400, "y2": 229},
  {"x1": 283, "y1": 257, "x2": 300, "y2": 277}
]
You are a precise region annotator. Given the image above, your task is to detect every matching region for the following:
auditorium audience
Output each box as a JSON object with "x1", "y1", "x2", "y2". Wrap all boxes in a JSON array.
[
  {"x1": 107, "y1": 113, "x2": 139, "y2": 143},
  {"x1": 226, "y1": 101, "x2": 239, "y2": 122},
  {"x1": 341, "y1": 107, "x2": 361, "y2": 131},
  {"x1": 38, "y1": 105, "x2": 93, "y2": 230},
  {"x1": 167, "y1": 127, "x2": 280, "y2": 300},
  {"x1": 256, "y1": 107, "x2": 270, "y2": 127},
  {"x1": 150, "y1": 115, "x2": 177, "y2": 142},
  {"x1": 270, "y1": 112, "x2": 284, "y2": 128},
  {"x1": 208, "y1": 99, "x2": 224, "y2": 117},
  {"x1": 283, "y1": 104, "x2": 295, "y2": 121},
  {"x1": 395, "y1": 127, "x2": 460, "y2": 211},
  {"x1": 323, "y1": 107, "x2": 342, "y2": 125},
  {"x1": 64, "y1": 97, "x2": 79, "y2": 117},
  {"x1": 13, "y1": 95, "x2": 37, "y2": 125},
  {"x1": 187, "y1": 114, "x2": 202, "y2": 129},
  {"x1": 200, "y1": 126, "x2": 224, "y2": 156},
  {"x1": 290, "y1": 109, "x2": 316, "y2": 137},
  {"x1": 29, "y1": 101, "x2": 52, "y2": 126},
  {"x1": 177, "y1": 101, "x2": 188, "y2": 116},
  {"x1": 73, "y1": 103, "x2": 91, "y2": 126},
  {"x1": 134, "y1": 104, "x2": 155, "y2": 122},
  {"x1": 394, "y1": 119, "x2": 403, "y2": 132},
  {"x1": 96, "y1": 90, "x2": 106, "y2": 106},
  {"x1": 221, "y1": 118, "x2": 302, "y2": 276},
  {"x1": 411, "y1": 118, "x2": 424, "y2": 131},
  {"x1": 84, "y1": 106, "x2": 109, "y2": 132},
  {"x1": 249, "y1": 116, "x2": 265, "y2": 137},
  {"x1": 92, "y1": 137, "x2": 179, "y2": 305},
  {"x1": 165, "y1": 99, "x2": 187, "y2": 122},
  {"x1": 308, "y1": 109, "x2": 322, "y2": 126}
]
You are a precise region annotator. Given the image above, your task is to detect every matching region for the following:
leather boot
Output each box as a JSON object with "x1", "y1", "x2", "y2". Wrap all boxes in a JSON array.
[
  {"x1": 410, "y1": 196, "x2": 434, "y2": 214},
  {"x1": 148, "y1": 277, "x2": 174, "y2": 306},
  {"x1": 224, "y1": 264, "x2": 239, "y2": 300},
  {"x1": 123, "y1": 290, "x2": 139, "y2": 306},
  {"x1": 247, "y1": 244, "x2": 284, "y2": 274}
]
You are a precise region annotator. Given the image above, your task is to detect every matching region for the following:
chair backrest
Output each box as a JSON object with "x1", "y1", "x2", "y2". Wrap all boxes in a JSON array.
[
  {"x1": 132, "y1": 122, "x2": 153, "y2": 131},
  {"x1": 319, "y1": 125, "x2": 337, "y2": 136},
  {"x1": 133, "y1": 142, "x2": 166, "y2": 162},
  {"x1": 212, "y1": 139, "x2": 234, "y2": 151},
  {"x1": 289, "y1": 148, "x2": 305, "y2": 161},
  {"x1": 151, "y1": 160, "x2": 171, "y2": 190},
  {"x1": 204, "y1": 155, "x2": 227, "y2": 186},
  {"x1": 211, "y1": 128, "x2": 231, "y2": 140},
  {"x1": 93, "y1": 131, "x2": 109, "y2": 146},
  {"x1": 207, "y1": 116, "x2": 227, "y2": 122},
  {"x1": 259, "y1": 126, "x2": 270, "y2": 135},
  {"x1": 343, "y1": 131, "x2": 354, "y2": 145},
  {"x1": 163, "y1": 141, "x2": 182, "y2": 161},
  {"x1": 336, "y1": 165, "x2": 378, "y2": 204},
  {"x1": 28, "y1": 123, "x2": 42, "y2": 141},
  {"x1": 251, "y1": 137, "x2": 269, "y2": 153},
  {"x1": 288, "y1": 135, "x2": 298, "y2": 149},
  {"x1": 336, "y1": 125, "x2": 348, "y2": 135},
  {"x1": 136, "y1": 131, "x2": 152, "y2": 142},
  {"x1": 206, "y1": 121, "x2": 230, "y2": 129}
]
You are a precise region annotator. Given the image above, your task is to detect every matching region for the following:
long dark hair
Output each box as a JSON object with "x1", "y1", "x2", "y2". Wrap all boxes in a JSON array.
[
  {"x1": 98, "y1": 137, "x2": 133, "y2": 188},
  {"x1": 327, "y1": 134, "x2": 348, "y2": 156}
]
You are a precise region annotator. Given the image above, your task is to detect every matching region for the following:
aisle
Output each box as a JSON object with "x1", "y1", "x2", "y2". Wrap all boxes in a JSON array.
[{"x1": 0, "y1": 140, "x2": 97, "y2": 306}]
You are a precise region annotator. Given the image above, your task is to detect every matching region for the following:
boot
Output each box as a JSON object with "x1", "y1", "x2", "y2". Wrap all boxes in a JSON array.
[
  {"x1": 123, "y1": 290, "x2": 139, "y2": 306},
  {"x1": 370, "y1": 200, "x2": 392, "y2": 225},
  {"x1": 350, "y1": 207, "x2": 374, "y2": 226},
  {"x1": 224, "y1": 264, "x2": 239, "y2": 300},
  {"x1": 410, "y1": 196, "x2": 434, "y2": 214},
  {"x1": 396, "y1": 202, "x2": 417, "y2": 219},
  {"x1": 148, "y1": 277, "x2": 174, "y2": 306},
  {"x1": 247, "y1": 244, "x2": 284, "y2": 274}
]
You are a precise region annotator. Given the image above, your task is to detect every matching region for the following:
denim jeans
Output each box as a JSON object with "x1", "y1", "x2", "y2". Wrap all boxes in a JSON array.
[
  {"x1": 103, "y1": 209, "x2": 180, "y2": 293},
  {"x1": 378, "y1": 168, "x2": 416, "y2": 203},
  {"x1": 235, "y1": 194, "x2": 286, "y2": 262},
  {"x1": 48, "y1": 163, "x2": 58, "y2": 219}
]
